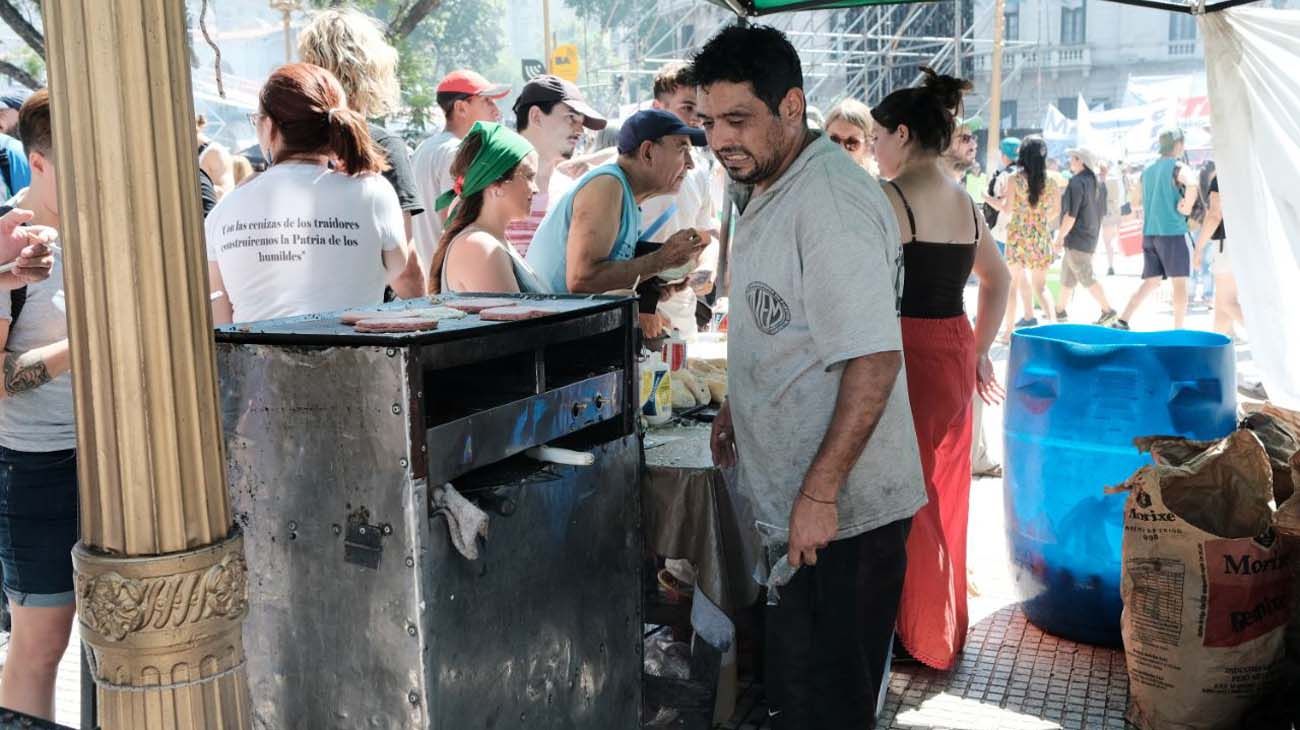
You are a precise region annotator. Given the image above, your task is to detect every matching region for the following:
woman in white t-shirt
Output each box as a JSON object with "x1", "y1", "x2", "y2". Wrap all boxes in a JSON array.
[{"x1": 206, "y1": 63, "x2": 406, "y2": 324}]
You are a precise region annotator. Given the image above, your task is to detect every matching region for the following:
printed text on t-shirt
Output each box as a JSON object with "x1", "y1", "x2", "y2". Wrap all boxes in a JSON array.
[{"x1": 219, "y1": 216, "x2": 364, "y2": 261}]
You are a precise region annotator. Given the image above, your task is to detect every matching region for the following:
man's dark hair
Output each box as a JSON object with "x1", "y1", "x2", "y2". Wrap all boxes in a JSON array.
[
  {"x1": 17, "y1": 88, "x2": 51, "y2": 158},
  {"x1": 689, "y1": 25, "x2": 802, "y2": 116},
  {"x1": 515, "y1": 99, "x2": 560, "y2": 132},
  {"x1": 653, "y1": 62, "x2": 695, "y2": 101},
  {"x1": 436, "y1": 91, "x2": 470, "y2": 119}
]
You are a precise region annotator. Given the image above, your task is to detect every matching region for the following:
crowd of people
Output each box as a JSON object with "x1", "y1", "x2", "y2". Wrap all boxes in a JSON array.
[{"x1": 0, "y1": 7, "x2": 1243, "y2": 729}]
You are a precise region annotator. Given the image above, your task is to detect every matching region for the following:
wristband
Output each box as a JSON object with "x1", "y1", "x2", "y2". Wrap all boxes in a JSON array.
[{"x1": 799, "y1": 489, "x2": 835, "y2": 505}]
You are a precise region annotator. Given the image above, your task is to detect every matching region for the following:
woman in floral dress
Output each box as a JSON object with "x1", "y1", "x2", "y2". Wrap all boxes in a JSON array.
[{"x1": 993, "y1": 136, "x2": 1060, "y2": 340}]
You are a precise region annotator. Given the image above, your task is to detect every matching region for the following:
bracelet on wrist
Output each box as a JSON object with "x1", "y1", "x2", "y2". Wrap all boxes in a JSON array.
[{"x1": 799, "y1": 489, "x2": 836, "y2": 505}]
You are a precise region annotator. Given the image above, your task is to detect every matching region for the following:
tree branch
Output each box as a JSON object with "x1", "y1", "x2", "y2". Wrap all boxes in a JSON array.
[
  {"x1": 0, "y1": 0, "x2": 44, "y2": 59},
  {"x1": 387, "y1": 0, "x2": 440, "y2": 41},
  {"x1": 0, "y1": 59, "x2": 38, "y2": 90}
]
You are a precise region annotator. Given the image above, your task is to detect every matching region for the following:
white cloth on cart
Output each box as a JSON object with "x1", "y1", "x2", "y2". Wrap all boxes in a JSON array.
[{"x1": 433, "y1": 482, "x2": 489, "y2": 560}]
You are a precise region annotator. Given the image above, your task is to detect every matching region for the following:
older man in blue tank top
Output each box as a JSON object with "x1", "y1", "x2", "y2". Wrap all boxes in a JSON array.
[{"x1": 525, "y1": 110, "x2": 711, "y2": 309}]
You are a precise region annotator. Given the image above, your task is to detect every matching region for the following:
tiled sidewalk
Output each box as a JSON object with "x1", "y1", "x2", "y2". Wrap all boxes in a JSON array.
[{"x1": 723, "y1": 606, "x2": 1130, "y2": 730}]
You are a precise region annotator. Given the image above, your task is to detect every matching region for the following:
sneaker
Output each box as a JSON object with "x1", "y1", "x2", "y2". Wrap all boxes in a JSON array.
[
  {"x1": 1238, "y1": 381, "x2": 1269, "y2": 401},
  {"x1": 1112, "y1": 319, "x2": 1131, "y2": 330},
  {"x1": 1055, "y1": 311, "x2": 1069, "y2": 322},
  {"x1": 1013, "y1": 317, "x2": 1039, "y2": 329},
  {"x1": 1095, "y1": 310, "x2": 1119, "y2": 327}
]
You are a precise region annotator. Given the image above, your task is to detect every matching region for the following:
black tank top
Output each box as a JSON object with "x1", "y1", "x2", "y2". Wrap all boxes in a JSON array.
[{"x1": 887, "y1": 180, "x2": 979, "y2": 319}]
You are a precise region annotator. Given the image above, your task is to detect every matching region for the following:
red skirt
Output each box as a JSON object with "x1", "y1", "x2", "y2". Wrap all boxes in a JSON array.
[{"x1": 896, "y1": 315, "x2": 976, "y2": 670}]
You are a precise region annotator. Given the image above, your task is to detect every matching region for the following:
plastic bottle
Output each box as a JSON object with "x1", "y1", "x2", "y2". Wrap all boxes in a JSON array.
[
  {"x1": 642, "y1": 352, "x2": 673, "y2": 426},
  {"x1": 664, "y1": 330, "x2": 687, "y2": 372}
]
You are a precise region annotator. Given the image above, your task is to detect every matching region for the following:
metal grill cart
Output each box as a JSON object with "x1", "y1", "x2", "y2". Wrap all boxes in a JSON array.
[{"x1": 215, "y1": 294, "x2": 643, "y2": 729}]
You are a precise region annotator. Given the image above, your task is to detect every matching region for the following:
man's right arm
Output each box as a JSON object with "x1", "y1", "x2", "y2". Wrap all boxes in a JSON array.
[
  {"x1": 0, "y1": 317, "x2": 70, "y2": 399},
  {"x1": 1177, "y1": 168, "x2": 1199, "y2": 217},
  {"x1": 1055, "y1": 215, "x2": 1077, "y2": 251},
  {"x1": 0, "y1": 208, "x2": 55, "y2": 289},
  {"x1": 2, "y1": 339, "x2": 70, "y2": 398},
  {"x1": 564, "y1": 178, "x2": 703, "y2": 293}
]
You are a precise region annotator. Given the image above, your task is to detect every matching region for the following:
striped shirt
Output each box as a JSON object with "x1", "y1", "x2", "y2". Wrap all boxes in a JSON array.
[{"x1": 505, "y1": 171, "x2": 575, "y2": 257}]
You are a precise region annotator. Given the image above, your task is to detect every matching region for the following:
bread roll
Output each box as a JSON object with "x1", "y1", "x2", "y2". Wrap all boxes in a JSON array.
[
  {"x1": 675, "y1": 369, "x2": 710, "y2": 406},
  {"x1": 705, "y1": 376, "x2": 727, "y2": 404},
  {"x1": 671, "y1": 377, "x2": 696, "y2": 410}
]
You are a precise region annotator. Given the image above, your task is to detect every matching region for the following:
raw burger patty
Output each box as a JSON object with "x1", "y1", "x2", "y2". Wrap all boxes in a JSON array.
[
  {"x1": 345, "y1": 305, "x2": 467, "y2": 326},
  {"x1": 354, "y1": 316, "x2": 441, "y2": 333},
  {"x1": 440, "y1": 297, "x2": 521, "y2": 313},
  {"x1": 401, "y1": 306, "x2": 468, "y2": 321},
  {"x1": 341, "y1": 307, "x2": 415, "y2": 325},
  {"x1": 478, "y1": 305, "x2": 560, "y2": 321}
]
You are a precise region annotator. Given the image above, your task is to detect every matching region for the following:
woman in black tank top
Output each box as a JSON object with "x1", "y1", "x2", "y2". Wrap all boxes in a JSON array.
[{"x1": 866, "y1": 68, "x2": 1011, "y2": 671}]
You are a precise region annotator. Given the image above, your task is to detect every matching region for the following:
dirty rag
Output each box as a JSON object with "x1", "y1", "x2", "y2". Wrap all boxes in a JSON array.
[{"x1": 432, "y1": 482, "x2": 489, "y2": 560}]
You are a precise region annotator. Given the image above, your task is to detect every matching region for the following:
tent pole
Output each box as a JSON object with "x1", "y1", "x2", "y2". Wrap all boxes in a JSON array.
[
  {"x1": 986, "y1": 0, "x2": 1005, "y2": 170},
  {"x1": 954, "y1": 0, "x2": 963, "y2": 77},
  {"x1": 543, "y1": 0, "x2": 554, "y2": 71},
  {"x1": 43, "y1": 2, "x2": 251, "y2": 727}
]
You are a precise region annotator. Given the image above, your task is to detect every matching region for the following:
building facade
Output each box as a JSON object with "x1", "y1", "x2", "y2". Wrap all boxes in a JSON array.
[{"x1": 966, "y1": 0, "x2": 1295, "y2": 131}]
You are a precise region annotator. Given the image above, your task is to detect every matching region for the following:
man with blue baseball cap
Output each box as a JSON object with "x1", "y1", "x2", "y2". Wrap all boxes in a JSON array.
[
  {"x1": 0, "y1": 89, "x2": 29, "y2": 136},
  {"x1": 0, "y1": 89, "x2": 31, "y2": 200},
  {"x1": 526, "y1": 108, "x2": 709, "y2": 297}
]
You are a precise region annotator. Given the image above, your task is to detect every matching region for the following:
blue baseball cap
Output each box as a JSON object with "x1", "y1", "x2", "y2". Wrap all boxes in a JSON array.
[
  {"x1": 0, "y1": 89, "x2": 30, "y2": 111},
  {"x1": 616, "y1": 109, "x2": 706, "y2": 155}
]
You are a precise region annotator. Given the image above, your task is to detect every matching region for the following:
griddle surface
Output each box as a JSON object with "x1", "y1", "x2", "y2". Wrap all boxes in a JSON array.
[{"x1": 215, "y1": 293, "x2": 630, "y2": 347}]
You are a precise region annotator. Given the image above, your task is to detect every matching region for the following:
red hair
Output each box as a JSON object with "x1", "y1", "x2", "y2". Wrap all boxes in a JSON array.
[{"x1": 259, "y1": 63, "x2": 388, "y2": 175}]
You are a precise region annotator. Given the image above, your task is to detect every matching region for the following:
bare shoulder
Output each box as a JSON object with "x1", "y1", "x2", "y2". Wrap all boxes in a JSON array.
[
  {"x1": 570, "y1": 175, "x2": 623, "y2": 224},
  {"x1": 573, "y1": 174, "x2": 622, "y2": 204},
  {"x1": 453, "y1": 230, "x2": 507, "y2": 259}
]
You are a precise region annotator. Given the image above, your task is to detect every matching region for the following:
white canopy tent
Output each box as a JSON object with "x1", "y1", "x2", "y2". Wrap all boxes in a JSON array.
[{"x1": 1201, "y1": 7, "x2": 1300, "y2": 410}]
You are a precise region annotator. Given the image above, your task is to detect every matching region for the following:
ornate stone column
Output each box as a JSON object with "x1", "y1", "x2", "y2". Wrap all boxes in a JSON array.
[{"x1": 41, "y1": 2, "x2": 251, "y2": 728}]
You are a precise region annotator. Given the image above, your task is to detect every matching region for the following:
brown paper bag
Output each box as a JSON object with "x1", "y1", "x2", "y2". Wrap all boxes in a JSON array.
[{"x1": 1119, "y1": 430, "x2": 1292, "y2": 730}]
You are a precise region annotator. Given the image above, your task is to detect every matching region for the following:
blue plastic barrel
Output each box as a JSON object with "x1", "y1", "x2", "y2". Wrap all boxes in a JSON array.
[{"x1": 1003, "y1": 325, "x2": 1236, "y2": 645}]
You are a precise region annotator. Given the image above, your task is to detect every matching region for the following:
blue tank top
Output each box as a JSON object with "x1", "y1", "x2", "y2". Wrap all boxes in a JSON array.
[
  {"x1": 524, "y1": 163, "x2": 640, "y2": 293},
  {"x1": 1141, "y1": 157, "x2": 1189, "y2": 236}
]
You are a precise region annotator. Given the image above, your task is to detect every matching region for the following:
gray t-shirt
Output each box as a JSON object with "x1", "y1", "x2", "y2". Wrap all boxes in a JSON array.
[
  {"x1": 0, "y1": 250, "x2": 74, "y2": 451},
  {"x1": 728, "y1": 133, "x2": 926, "y2": 545}
]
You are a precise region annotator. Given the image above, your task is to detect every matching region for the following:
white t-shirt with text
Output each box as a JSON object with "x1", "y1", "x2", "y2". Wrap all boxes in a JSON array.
[
  {"x1": 411, "y1": 130, "x2": 460, "y2": 274},
  {"x1": 205, "y1": 162, "x2": 404, "y2": 323}
]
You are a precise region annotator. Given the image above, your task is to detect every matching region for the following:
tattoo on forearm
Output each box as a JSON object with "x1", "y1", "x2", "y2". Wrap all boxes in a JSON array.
[{"x1": 3, "y1": 351, "x2": 51, "y2": 396}]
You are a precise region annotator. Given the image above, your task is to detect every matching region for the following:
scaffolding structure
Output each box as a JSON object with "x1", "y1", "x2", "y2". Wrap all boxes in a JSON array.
[{"x1": 596, "y1": 0, "x2": 988, "y2": 112}]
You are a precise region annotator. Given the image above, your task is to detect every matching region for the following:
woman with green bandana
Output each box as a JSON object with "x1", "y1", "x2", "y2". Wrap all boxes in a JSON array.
[{"x1": 428, "y1": 122, "x2": 548, "y2": 294}]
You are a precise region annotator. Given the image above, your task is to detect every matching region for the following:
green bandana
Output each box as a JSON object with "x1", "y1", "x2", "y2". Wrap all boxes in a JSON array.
[{"x1": 434, "y1": 121, "x2": 535, "y2": 215}]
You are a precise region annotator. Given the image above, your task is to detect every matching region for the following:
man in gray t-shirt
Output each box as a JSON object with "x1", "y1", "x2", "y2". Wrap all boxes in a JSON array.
[
  {"x1": 0, "y1": 88, "x2": 79, "y2": 714},
  {"x1": 694, "y1": 25, "x2": 925, "y2": 730}
]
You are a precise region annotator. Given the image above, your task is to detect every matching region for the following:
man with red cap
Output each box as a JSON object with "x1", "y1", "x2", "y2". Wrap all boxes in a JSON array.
[{"x1": 412, "y1": 70, "x2": 510, "y2": 280}]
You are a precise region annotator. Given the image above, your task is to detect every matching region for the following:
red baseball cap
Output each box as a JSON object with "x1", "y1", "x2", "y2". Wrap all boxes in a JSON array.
[{"x1": 436, "y1": 70, "x2": 510, "y2": 99}]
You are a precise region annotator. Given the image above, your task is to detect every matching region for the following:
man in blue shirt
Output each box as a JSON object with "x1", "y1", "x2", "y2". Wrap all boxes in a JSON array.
[
  {"x1": 1115, "y1": 127, "x2": 1197, "y2": 330},
  {"x1": 0, "y1": 89, "x2": 32, "y2": 201},
  {"x1": 0, "y1": 136, "x2": 29, "y2": 202},
  {"x1": 525, "y1": 109, "x2": 709, "y2": 297}
]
